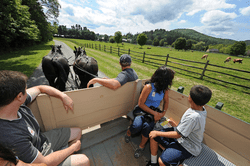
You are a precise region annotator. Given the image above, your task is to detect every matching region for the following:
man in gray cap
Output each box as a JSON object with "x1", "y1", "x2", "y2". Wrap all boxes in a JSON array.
[{"x1": 87, "y1": 54, "x2": 138, "y2": 90}]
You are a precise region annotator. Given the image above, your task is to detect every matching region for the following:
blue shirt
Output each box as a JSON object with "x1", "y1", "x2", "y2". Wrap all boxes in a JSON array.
[{"x1": 145, "y1": 83, "x2": 164, "y2": 108}]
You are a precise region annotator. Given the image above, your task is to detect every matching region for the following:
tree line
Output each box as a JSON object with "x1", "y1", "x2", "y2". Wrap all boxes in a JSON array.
[{"x1": 1, "y1": 0, "x2": 59, "y2": 51}]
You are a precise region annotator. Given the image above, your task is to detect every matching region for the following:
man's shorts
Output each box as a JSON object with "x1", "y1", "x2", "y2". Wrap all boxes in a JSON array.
[{"x1": 43, "y1": 128, "x2": 71, "y2": 166}]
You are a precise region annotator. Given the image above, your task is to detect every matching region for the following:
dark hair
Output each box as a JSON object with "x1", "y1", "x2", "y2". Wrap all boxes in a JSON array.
[
  {"x1": 190, "y1": 85, "x2": 212, "y2": 106},
  {"x1": 149, "y1": 66, "x2": 175, "y2": 93},
  {"x1": 0, "y1": 144, "x2": 18, "y2": 165},
  {"x1": 0, "y1": 70, "x2": 28, "y2": 107}
]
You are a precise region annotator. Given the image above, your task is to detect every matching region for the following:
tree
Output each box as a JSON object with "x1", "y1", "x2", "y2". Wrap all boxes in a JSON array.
[
  {"x1": 186, "y1": 39, "x2": 197, "y2": 50},
  {"x1": 114, "y1": 31, "x2": 122, "y2": 45},
  {"x1": 230, "y1": 41, "x2": 246, "y2": 55},
  {"x1": 193, "y1": 41, "x2": 206, "y2": 51},
  {"x1": 159, "y1": 39, "x2": 165, "y2": 46},
  {"x1": 152, "y1": 38, "x2": 159, "y2": 46},
  {"x1": 39, "y1": 0, "x2": 61, "y2": 23},
  {"x1": 137, "y1": 33, "x2": 148, "y2": 48},
  {"x1": 109, "y1": 37, "x2": 115, "y2": 43},
  {"x1": 0, "y1": 0, "x2": 40, "y2": 50},
  {"x1": 174, "y1": 37, "x2": 186, "y2": 50},
  {"x1": 104, "y1": 34, "x2": 109, "y2": 42}
]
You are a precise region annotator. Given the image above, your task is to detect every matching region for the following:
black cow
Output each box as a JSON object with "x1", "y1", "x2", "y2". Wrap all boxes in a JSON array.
[{"x1": 42, "y1": 45, "x2": 69, "y2": 91}]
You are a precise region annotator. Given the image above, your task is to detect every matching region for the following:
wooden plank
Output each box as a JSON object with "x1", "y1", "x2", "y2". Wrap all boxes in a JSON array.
[
  {"x1": 28, "y1": 99, "x2": 45, "y2": 132},
  {"x1": 203, "y1": 133, "x2": 249, "y2": 166},
  {"x1": 90, "y1": 143, "x2": 113, "y2": 166},
  {"x1": 115, "y1": 132, "x2": 146, "y2": 166},
  {"x1": 103, "y1": 133, "x2": 146, "y2": 166},
  {"x1": 56, "y1": 102, "x2": 132, "y2": 129},
  {"x1": 36, "y1": 94, "x2": 57, "y2": 131},
  {"x1": 80, "y1": 117, "x2": 130, "y2": 150}
]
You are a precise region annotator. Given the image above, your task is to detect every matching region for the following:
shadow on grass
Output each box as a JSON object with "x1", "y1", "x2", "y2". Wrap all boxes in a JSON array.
[{"x1": 0, "y1": 43, "x2": 52, "y2": 61}]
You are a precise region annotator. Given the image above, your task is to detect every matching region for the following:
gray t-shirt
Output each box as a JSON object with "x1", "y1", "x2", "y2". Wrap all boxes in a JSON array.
[
  {"x1": 0, "y1": 94, "x2": 48, "y2": 163},
  {"x1": 115, "y1": 68, "x2": 138, "y2": 86},
  {"x1": 176, "y1": 107, "x2": 207, "y2": 156}
]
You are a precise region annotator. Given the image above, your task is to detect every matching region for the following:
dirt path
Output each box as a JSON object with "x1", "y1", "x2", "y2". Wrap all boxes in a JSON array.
[{"x1": 27, "y1": 40, "x2": 108, "y2": 90}]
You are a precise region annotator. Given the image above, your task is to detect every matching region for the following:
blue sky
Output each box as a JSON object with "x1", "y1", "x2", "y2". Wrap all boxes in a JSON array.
[{"x1": 58, "y1": 0, "x2": 250, "y2": 41}]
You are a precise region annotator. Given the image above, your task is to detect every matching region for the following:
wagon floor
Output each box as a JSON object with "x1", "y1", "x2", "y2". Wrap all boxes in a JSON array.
[{"x1": 77, "y1": 117, "x2": 152, "y2": 166}]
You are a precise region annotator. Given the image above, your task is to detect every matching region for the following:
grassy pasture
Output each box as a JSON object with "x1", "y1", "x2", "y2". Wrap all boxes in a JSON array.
[
  {"x1": 0, "y1": 41, "x2": 54, "y2": 77},
  {"x1": 54, "y1": 37, "x2": 250, "y2": 123}
]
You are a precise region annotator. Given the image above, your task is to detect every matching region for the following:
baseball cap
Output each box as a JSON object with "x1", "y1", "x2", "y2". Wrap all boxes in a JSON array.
[{"x1": 120, "y1": 54, "x2": 131, "y2": 65}]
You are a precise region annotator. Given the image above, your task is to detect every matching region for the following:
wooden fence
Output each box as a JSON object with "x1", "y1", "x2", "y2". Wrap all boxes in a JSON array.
[{"x1": 72, "y1": 41, "x2": 250, "y2": 90}]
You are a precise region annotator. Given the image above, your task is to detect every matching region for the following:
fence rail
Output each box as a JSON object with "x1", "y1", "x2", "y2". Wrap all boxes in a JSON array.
[{"x1": 72, "y1": 41, "x2": 250, "y2": 90}]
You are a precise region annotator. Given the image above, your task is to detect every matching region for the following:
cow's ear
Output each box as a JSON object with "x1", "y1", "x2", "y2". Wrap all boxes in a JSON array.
[{"x1": 74, "y1": 46, "x2": 77, "y2": 50}]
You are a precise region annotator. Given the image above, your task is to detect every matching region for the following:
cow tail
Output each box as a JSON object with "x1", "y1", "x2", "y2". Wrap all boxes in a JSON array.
[{"x1": 52, "y1": 60, "x2": 68, "y2": 83}]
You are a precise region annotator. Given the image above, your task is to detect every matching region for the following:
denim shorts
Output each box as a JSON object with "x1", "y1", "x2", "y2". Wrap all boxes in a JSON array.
[
  {"x1": 129, "y1": 106, "x2": 155, "y2": 138},
  {"x1": 154, "y1": 128, "x2": 193, "y2": 166}
]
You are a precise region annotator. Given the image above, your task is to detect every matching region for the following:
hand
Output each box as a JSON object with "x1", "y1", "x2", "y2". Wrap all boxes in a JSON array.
[
  {"x1": 154, "y1": 112, "x2": 162, "y2": 122},
  {"x1": 149, "y1": 131, "x2": 158, "y2": 139},
  {"x1": 61, "y1": 93, "x2": 74, "y2": 113},
  {"x1": 71, "y1": 140, "x2": 81, "y2": 152},
  {"x1": 87, "y1": 78, "x2": 96, "y2": 88}
]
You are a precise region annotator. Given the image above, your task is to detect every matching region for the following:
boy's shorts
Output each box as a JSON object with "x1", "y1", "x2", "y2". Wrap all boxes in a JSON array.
[
  {"x1": 154, "y1": 128, "x2": 193, "y2": 166},
  {"x1": 43, "y1": 127, "x2": 71, "y2": 166}
]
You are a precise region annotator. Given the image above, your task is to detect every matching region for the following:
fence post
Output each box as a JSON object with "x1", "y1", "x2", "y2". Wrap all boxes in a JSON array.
[
  {"x1": 92, "y1": 43, "x2": 93, "y2": 48},
  {"x1": 99, "y1": 44, "x2": 101, "y2": 50},
  {"x1": 200, "y1": 60, "x2": 209, "y2": 79},
  {"x1": 128, "y1": 49, "x2": 130, "y2": 55},
  {"x1": 110, "y1": 46, "x2": 112, "y2": 54},
  {"x1": 142, "y1": 52, "x2": 145, "y2": 63},
  {"x1": 104, "y1": 45, "x2": 106, "y2": 52},
  {"x1": 165, "y1": 54, "x2": 169, "y2": 66},
  {"x1": 118, "y1": 47, "x2": 120, "y2": 56}
]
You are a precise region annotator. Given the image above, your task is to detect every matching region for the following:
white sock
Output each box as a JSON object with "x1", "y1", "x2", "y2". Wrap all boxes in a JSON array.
[{"x1": 151, "y1": 154, "x2": 157, "y2": 164}]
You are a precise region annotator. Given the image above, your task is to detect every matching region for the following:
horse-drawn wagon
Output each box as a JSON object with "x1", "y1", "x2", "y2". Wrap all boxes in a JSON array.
[{"x1": 28, "y1": 79, "x2": 250, "y2": 166}]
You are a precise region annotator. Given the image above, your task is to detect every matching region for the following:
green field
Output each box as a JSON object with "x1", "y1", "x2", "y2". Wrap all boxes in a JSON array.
[
  {"x1": 54, "y1": 37, "x2": 250, "y2": 123},
  {"x1": 1, "y1": 38, "x2": 249, "y2": 123}
]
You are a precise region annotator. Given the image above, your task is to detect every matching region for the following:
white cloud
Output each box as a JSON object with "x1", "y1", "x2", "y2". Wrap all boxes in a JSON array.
[
  {"x1": 186, "y1": 0, "x2": 236, "y2": 15},
  {"x1": 178, "y1": 20, "x2": 186, "y2": 24},
  {"x1": 240, "y1": 6, "x2": 250, "y2": 16},
  {"x1": 201, "y1": 10, "x2": 237, "y2": 25}
]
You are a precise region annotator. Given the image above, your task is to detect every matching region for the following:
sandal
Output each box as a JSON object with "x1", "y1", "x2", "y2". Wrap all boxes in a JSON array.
[
  {"x1": 134, "y1": 147, "x2": 144, "y2": 158},
  {"x1": 124, "y1": 133, "x2": 131, "y2": 143}
]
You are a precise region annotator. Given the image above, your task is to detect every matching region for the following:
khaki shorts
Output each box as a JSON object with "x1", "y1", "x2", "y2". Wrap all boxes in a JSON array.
[{"x1": 43, "y1": 128, "x2": 71, "y2": 166}]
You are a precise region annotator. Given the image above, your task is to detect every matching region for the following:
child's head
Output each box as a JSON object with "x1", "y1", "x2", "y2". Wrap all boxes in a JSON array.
[
  {"x1": 150, "y1": 66, "x2": 175, "y2": 93},
  {"x1": 189, "y1": 85, "x2": 212, "y2": 106}
]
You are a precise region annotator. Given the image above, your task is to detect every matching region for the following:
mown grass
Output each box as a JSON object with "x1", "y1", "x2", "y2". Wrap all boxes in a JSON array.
[
  {"x1": 55, "y1": 37, "x2": 250, "y2": 123},
  {"x1": 0, "y1": 41, "x2": 55, "y2": 77}
]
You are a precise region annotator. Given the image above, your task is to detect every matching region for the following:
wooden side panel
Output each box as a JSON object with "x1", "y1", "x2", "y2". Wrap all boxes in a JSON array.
[
  {"x1": 28, "y1": 100, "x2": 45, "y2": 132},
  {"x1": 36, "y1": 81, "x2": 141, "y2": 131},
  {"x1": 166, "y1": 89, "x2": 250, "y2": 165}
]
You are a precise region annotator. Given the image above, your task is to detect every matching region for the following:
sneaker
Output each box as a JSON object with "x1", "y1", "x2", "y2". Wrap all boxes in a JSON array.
[
  {"x1": 134, "y1": 147, "x2": 144, "y2": 158},
  {"x1": 124, "y1": 133, "x2": 131, "y2": 143},
  {"x1": 146, "y1": 160, "x2": 159, "y2": 166}
]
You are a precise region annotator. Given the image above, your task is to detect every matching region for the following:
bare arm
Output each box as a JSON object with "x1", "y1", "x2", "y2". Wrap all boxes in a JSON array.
[
  {"x1": 26, "y1": 85, "x2": 73, "y2": 113},
  {"x1": 17, "y1": 160, "x2": 47, "y2": 166},
  {"x1": 138, "y1": 84, "x2": 160, "y2": 117},
  {"x1": 33, "y1": 140, "x2": 81, "y2": 166},
  {"x1": 87, "y1": 78, "x2": 121, "y2": 90},
  {"x1": 149, "y1": 130, "x2": 181, "y2": 139}
]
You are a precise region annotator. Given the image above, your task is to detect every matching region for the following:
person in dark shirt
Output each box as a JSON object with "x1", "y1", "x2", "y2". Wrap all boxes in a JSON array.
[
  {"x1": 87, "y1": 54, "x2": 138, "y2": 90},
  {"x1": 0, "y1": 70, "x2": 90, "y2": 166},
  {"x1": 0, "y1": 144, "x2": 46, "y2": 166}
]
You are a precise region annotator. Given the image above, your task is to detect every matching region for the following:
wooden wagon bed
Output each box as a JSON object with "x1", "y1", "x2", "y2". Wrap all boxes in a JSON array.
[{"x1": 28, "y1": 80, "x2": 250, "y2": 166}]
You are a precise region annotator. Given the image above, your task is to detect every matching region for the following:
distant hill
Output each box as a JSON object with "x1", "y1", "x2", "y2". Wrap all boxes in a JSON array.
[
  {"x1": 140, "y1": 28, "x2": 241, "y2": 46},
  {"x1": 171, "y1": 29, "x2": 236, "y2": 45}
]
